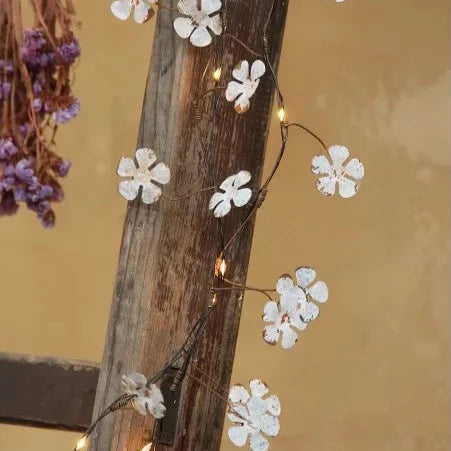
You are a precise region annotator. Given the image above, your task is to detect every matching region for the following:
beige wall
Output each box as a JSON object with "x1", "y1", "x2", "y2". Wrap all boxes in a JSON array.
[{"x1": 0, "y1": 0, "x2": 449, "y2": 450}]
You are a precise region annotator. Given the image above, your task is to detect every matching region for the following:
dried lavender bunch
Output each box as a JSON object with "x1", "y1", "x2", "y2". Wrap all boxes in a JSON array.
[{"x1": 0, "y1": 0, "x2": 79, "y2": 227}]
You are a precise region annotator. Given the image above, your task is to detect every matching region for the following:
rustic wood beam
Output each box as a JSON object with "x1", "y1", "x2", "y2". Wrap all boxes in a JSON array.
[
  {"x1": 90, "y1": 2, "x2": 289, "y2": 450},
  {"x1": 0, "y1": 353, "x2": 98, "y2": 432}
]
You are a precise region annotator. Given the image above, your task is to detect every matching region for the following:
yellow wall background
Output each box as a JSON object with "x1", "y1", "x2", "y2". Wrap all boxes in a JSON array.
[{"x1": 0, "y1": 0, "x2": 449, "y2": 450}]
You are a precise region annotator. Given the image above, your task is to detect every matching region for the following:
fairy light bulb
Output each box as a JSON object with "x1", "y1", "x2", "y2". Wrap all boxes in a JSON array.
[
  {"x1": 212, "y1": 67, "x2": 222, "y2": 81},
  {"x1": 277, "y1": 107, "x2": 286, "y2": 123},
  {"x1": 141, "y1": 443, "x2": 153, "y2": 451},
  {"x1": 219, "y1": 259, "x2": 227, "y2": 277},
  {"x1": 75, "y1": 436, "x2": 87, "y2": 450}
]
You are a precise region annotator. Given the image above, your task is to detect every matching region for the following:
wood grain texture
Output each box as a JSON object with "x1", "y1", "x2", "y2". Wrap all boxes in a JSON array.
[
  {"x1": 0, "y1": 353, "x2": 98, "y2": 432},
  {"x1": 90, "y1": 1, "x2": 289, "y2": 450}
]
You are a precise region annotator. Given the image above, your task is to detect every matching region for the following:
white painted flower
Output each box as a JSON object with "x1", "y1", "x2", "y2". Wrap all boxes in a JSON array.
[
  {"x1": 311, "y1": 145, "x2": 364, "y2": 198},
  {"x1": 226, "y1": 60, "x2": 266, "y2": 114},
  {"x1": 173, "y1": 0, "x2": 222, "y2": 47},
  {"x1": 295, "y1": 266, "x2": 329, "y2": 323},
  {"x1": 121, "y1": 372, "x2": 166, "y2": 418},
  {"x1": 117, "y1": 148, "x2": 170, "y2": 204},
  {"x1": 228, "y1": 379, "x2": 281, "y2": 451},
  {"x1": 263, "y1": 268, "x2": 328, "y2": 349},
  {"x1": 262, "y1": 275, "x2": 307, "y2": 349},
  {"x1": 110, "y1": 0, "x2": 155, "y2": 23},
  {"x1": 209, "y1": 171, "x2": 252, "y2": 218}
]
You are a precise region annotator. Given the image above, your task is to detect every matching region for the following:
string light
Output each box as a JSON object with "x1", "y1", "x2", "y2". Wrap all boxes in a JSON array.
[
  {"x1": 141, "y1": 443, "x2": 154, "y2": 451},
  {"x1": 215, "y1": 257, "x2": 227, "y2": 278},
  {"x1": 75, "y1": 436, "x2": 87, "y2": 450},
  {"x1": 220, "y1": 259, "x2": 227, "y2": 277},
  {"x1": 277, "y1": 107, "x2": 286, "y2": 123},
  {"x1": 212, "y1": 67, "x2": 222, "y2": 81}
]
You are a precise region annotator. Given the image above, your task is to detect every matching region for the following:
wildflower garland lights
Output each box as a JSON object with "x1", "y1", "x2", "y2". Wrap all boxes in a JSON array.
[
  {"x1": 78, "y1": 0, "x2": 365, "y2": 450},
  {"x1": 0, "y1": 0, "x2": 80, "y2": 227}
]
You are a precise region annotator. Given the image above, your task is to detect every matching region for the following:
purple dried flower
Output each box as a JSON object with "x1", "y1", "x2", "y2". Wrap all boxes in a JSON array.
[
  {"x1": 0, "y1": 138, "x2": 18, "y2": 160},
  {"x1": 0, "y1": 59, "x2": 14, "y2": 74},
  {"x1": 32, "y1": 98, "x2": 43, "y2": 112},
  {"x1": 15, "y1": 158, "x2": 38, "y2": 188},
  {"x1": 52, "y1": 98, "x2": 80, "y2": 124},
  {"x1": 0, "y1": 191, "x2": 19, "y2": 216},
  {"x1": 0, "y1": 82, "x2": 11, "y2": 101},
  {"x1": 53, "y1": 159, "x2": 71, "y2": 177},
  {"x1": 58, "y1": 39, "x2": 80, "y2": 64},
  {"x1": 20, "y1": 28, "x2": 47, "y2": 66},
  {"x1": 33, "y1": 80, "x2": 43, "y2": 95},
  {"x1": 18, "y1": 123, "x2": 32, "y2": 136}
]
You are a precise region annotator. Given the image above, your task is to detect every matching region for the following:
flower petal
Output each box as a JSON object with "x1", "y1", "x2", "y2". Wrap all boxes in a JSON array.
[
  {"x1": 259, "y1": 413, "x2": 280, "y2": 437},
  {"x1": 232, "y1": 170, "x2": 251, "y2": 187},
  {"x1": 328, "y1": 145, "x2": 349, "y2": 166},
  {"x1": 249, "y1": 432, "x2": 269, "y2": 451},
  {"x1": 249, "y1": 379, "x2": 269, "y2": 398},
  {"x1": 276, "y1": 275, "x2": 295, "y2": 295},
  {"x1": 317, "y1": 176, "x2": 336, "y2": 196},
  {"x1": 344, "y1": 157, "x2": 364, "y2": 180},
  {"x1": 190, "y1": 26, "x2": 212, "y2": 47},
  {"x1": 119, "y1": 180, "x2": 139, "y2": 201},
  {"x1": 233, "y1": 188, "x2": 252, "y2": 207},
  {"x1": 250, "y1": 60, "x2": 266, "y2": 80},
  {"x1": 308, "y1": 281, "x2": 328, "y2": 303},
  {"x1": 150, "y1": 402, "x2": 167, "y2": 419},
  {"x1": 289, "y1": 310, "x2": 307, "y2": 331},
  {"x1": 149, "y1": 162, "x2": 170, "y2": 185},
  {"x1": 208, "y1": 14, "x2": 223, "y2": 36},
  {"x1": 122, "y1": 372, "x2": 147, "y2": 392},
  {"x1": 209, "y1": 191, "x2": 224, "y2": 209},
  {"x1": 265, "y1": 395, "x2": 281, "y2": 416},
  {"x1": 177, "y1": 0, "x2": 197, "y2": 15},
  {"x1": 226, "y1": 81, "x2": 244, "y2": 102},
  {"x1": 280, "y1": 324, "x2": 298, "y2": 349},
  {"x1": 173, "y1": 17, "x2": 195, "y2": 39},
  {"x1": 262, "y1": 301, "x2": 279, "y2": 323},
  {"x1": 135, "y1": 148, "x2": 156, "y2": 169},
  {"x1": 202, "y1": 0, "x2": 222, "y2": 15},
  {"x1": 338, "y1": 177, "x2": 358, "y2": 198},
  {"x1": 295, "y1": 267, "x2": 316, "y2": 288},
  {"x1": 311, "y1": 154, "x2": 331, "y2": 175},
  {"x1": 263, "y1": 325, "x2": 280, "y2": 345},
  {"x1": 234, "y1": 94, "x2": 251, "y2": 114},
  {"x1": 149, "y1": 384, "x2": 164, "y2": 404},
  {"x1": 300, "y1": 301, "x2": 319, "y2": 323},
  {"x1": 279, "y1": 289, "x2": 302, "y2": 312},
  {"x1": 228, "y1": 425, "x2": 249, "y2": 447},
  {"x1": 117, "y1": 157, "x2": 136, "y2": 177},
  {"x1": 232, "y1": 60, "x2": 250, "y2": 83},
  {"x1": 228, "y1": 404, "x2": 249, "y2": 423},
  {"x1": 141, "y1": 182, "x2": 162, "y2": 204},
  {"x1": 229, "y1": 384, "x2": 250, "y2": 404},
  {"x1": 213, "y1": 199, "x2": 232, "y2": 217},
  {"x1": 111, "y1": 0, "x2": 132, "y2": 20},
  {"x1": 133, "y1": 2, "x2": 150, "y2": 23}
]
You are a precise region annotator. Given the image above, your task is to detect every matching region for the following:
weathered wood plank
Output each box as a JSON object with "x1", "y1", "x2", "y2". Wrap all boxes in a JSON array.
[
  {"x1": 91, "y1": 2, "x2": 289, "y2": 450},
  {"x1": 0, "y1": 353, "x2": 98, "y2": 432}
]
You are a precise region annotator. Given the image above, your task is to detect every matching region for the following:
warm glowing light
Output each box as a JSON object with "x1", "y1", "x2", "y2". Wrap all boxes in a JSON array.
[
  {"x1": 219, "y1": 259, "x2": 227, "y2": 277},
  {"x1": 141, "y1": 443, "x2": 153, "y2": 451},
  {"x1": 75, "y1": 437, "x2": 87, "y2": 450},
  {"x1": 211, "y1": 294, "x2": 217, "y2": 306},
  {"x1": 277, "y1": 107, "x2": 286, "y2": 123},
  {"x1": 212, "y1": 67, "x2": 222, "y2": 81}
]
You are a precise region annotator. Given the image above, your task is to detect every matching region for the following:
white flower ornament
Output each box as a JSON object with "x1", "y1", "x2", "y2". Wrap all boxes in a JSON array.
[
  {"x1": 312, "y1": 145, "x2": 364, "y2": 198},
  {"x1": 209, "y1": 171, "x2": 252, "y2": 218},
  {"x1": 263, "y1": 268, "x2": 329, "y2": 349},
  {"x1": 173, "y1": 0, "x2": 222, "y2": 47},
  {"x1": 228, "y1": 379, "x2": 281, "y2": 451},
  {"x1": 226, "y1": 60, "x2": 266, "y2": 114},
  {"x1": 122, "y1": 372, "x2": 166, "y2": 418},
  {"x1": 117, "y1": 148, "x2": 170, "y2": 204},
  {"x1": 111, "y1": 0, "x2": 155, "y2": 23},
  {"x1": 263, "y1": 275, "x2": 307, "y2": 349}
]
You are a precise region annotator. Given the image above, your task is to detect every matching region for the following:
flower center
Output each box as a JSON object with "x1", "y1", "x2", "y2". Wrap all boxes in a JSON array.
[{"x1": 191, "y1": 12, "x2": 209, "y2": 28}]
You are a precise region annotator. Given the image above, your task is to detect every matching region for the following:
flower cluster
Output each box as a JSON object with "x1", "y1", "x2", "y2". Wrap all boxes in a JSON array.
[
  {"x1": 228, "y1": 380, "x2": 281, "y2": 451},
  {"x1": 0, "y1": 5, "x2": 80, "y2": 227},
  {"x1": 122, "y1": 372, "x2": 166, "y2": 418},
  {"x1": 263, "y1": 268, "x2": 328, "y2": 349}
]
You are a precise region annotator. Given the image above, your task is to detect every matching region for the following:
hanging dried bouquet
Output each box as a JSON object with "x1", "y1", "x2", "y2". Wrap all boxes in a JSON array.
[{"x1": 0, "y1": 0, "x2": 80, "y2": 227}]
